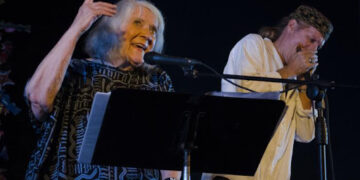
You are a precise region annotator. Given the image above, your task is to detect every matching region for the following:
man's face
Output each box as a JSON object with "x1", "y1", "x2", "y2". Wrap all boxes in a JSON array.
[
  {"x1": 281, "y1": 21, "x2": 325, "y2": 65},
  {"x1": 118, "y1": 5, "x2": 158, "y2": 67},
  {"x1": 293, "y1": 25, "x2": 324, "y2": 52}
]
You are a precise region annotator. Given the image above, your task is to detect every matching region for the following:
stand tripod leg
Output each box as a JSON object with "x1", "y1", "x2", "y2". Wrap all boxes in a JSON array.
[
  {"x1": 183, "y1": 150, "x2": 191, "y2": 180},
  {"x1": 319, "y1": 145, "x2": 327, "y2": 180},
  {"x1": 315, "y1": 100, "x2": 328, "y2": 180}
]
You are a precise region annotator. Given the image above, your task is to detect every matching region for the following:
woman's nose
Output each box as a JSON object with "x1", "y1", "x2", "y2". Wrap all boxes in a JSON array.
[{"x1": 140, "y1": 28, "x2": 154, "y2": 41}]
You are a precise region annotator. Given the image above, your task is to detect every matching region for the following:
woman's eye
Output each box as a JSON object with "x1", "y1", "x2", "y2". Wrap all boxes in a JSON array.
[
  {"x1": 150, "y1": 27, "x2": 157, "y2": 34},
  {"x1": 134, "y1": 20, "x2": 142, "y2": 26}
]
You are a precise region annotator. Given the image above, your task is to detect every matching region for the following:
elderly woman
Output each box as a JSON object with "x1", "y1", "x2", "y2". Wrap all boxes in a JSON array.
[{"x1": 25, "y1": 0, "x2": 177, "y2": 179}]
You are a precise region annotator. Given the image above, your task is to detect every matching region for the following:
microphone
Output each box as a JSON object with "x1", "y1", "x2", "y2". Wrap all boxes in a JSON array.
[
  {"x1": 305, "y1": 70, "x2": 323, "y2": 101},
  {"x1": 144, "y1": 52, "x2": 201, "y2": 66}
]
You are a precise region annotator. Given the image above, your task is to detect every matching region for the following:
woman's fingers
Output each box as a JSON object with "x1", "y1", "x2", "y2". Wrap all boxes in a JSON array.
[
  {"x1": 72, "y1": 0, "x2": 117, "y2": 32},
  {"x1": 93, "y1": 4, "x2": 117, "y2": 17},
  {"x1": 94, "y1": 1, "x2": 117, "y2": 9},
  {"x1": 91, "y1": 1, "x2": 117, "y2": 17}
]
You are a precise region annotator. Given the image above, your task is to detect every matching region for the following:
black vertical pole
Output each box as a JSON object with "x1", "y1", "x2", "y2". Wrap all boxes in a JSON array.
[{"x1": 314, "y1": 91, "x2": 328, "y2": 180}]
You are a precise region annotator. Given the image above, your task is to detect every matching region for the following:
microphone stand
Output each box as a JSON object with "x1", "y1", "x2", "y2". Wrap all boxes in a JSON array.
[
  {"x1": 307, "y1": 78, "x2": 329, "y2": 180},
  {"x1": 316, "y1": 95, "x2": 328, "y2": 180}
]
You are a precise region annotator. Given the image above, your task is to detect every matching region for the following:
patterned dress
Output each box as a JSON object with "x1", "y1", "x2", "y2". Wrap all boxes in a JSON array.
[{"x1": 25, "y1": 59, "x2": 174, "y2": 180}]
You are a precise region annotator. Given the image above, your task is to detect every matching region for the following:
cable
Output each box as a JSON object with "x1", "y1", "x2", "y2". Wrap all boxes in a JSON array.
[
  {"x1": 279, "y1": 84, "x2": 304, "y2": 94},
  {"x1": 198, "y1": 62, "x2": 257, "y2": 93}
]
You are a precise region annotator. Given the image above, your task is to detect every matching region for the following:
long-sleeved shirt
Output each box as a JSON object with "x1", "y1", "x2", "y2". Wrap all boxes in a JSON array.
[{"x1": 202, "y1": 34, "x2": 315, "y2": 180}]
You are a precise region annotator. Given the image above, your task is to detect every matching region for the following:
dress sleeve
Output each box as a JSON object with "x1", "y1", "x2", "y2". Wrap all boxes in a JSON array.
[
  {"x1": 155, "y1": 66, "x2": 175, "y2": 92},
  {"x1": 27, "y1": 59, "x2": 78, "y2": 133},
  {"x1": 161, "y1": 71, "x2": 175, "y2": 92}
]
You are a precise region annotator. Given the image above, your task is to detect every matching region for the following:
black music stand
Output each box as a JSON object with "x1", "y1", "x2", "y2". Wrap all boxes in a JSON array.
[{"x1": 78, "y1": 88, "x2": 286, "y2": 177}]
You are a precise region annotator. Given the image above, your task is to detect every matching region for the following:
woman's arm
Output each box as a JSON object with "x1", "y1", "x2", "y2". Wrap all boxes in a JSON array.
[{"x1": 25, "y1": 0, "x2": 117, "y2": 119}]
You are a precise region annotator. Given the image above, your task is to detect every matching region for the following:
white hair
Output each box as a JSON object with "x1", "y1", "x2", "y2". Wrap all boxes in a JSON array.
[{"x1": 84, "y1": 0, "x2": 165, "y2": 60}]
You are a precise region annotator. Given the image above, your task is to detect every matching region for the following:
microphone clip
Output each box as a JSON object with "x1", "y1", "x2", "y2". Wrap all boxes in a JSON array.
[{"x1": 182, "y1": 65, "x2": 198, "y2": 79}]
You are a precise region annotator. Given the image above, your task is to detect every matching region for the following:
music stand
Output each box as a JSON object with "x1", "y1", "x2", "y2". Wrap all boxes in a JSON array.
[{"x1": 78, "y1": 88, "x2": 286, "y2": 177}]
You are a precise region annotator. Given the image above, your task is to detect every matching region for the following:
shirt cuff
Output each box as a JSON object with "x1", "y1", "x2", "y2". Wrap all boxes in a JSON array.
[{"x1": 296, "y1": 96, "x2": 318, "y2": 118}]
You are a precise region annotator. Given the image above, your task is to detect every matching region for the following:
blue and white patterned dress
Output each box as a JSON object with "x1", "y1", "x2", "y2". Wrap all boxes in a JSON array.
[{"x1": 25, "y1": 59, "x2": 174, "y2": 180}]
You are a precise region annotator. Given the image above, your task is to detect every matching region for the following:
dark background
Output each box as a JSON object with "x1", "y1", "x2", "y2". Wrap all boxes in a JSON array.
[{"x1": 0, "y1": 0, "x2": 359, "y2": 179}]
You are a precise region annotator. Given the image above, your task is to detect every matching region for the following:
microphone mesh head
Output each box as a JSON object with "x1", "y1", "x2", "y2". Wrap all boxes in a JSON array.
[{"x1": 144, "y1": 52, "x2": 158, "y2": 65}]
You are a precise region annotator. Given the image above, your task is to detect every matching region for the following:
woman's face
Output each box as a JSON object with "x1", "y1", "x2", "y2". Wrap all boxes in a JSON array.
[{"x1": 118, "y1": 5, "x2": 158, "y2": 68}]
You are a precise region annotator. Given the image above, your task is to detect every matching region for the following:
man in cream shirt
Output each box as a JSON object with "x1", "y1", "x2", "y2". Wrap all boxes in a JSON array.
[{"x1": 202, "y1": 5, "x2": 333, "y2": 180}]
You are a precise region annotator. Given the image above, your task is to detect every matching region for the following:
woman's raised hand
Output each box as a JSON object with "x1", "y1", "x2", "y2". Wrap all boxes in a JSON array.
[{"x1": 71, "y1": 0, "x2": 117, "y2": 33}]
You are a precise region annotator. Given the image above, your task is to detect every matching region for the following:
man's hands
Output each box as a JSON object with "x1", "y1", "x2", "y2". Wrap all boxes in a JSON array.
[{"x1": 278, "y1": 47, "x2": 318, "y2": 79}]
